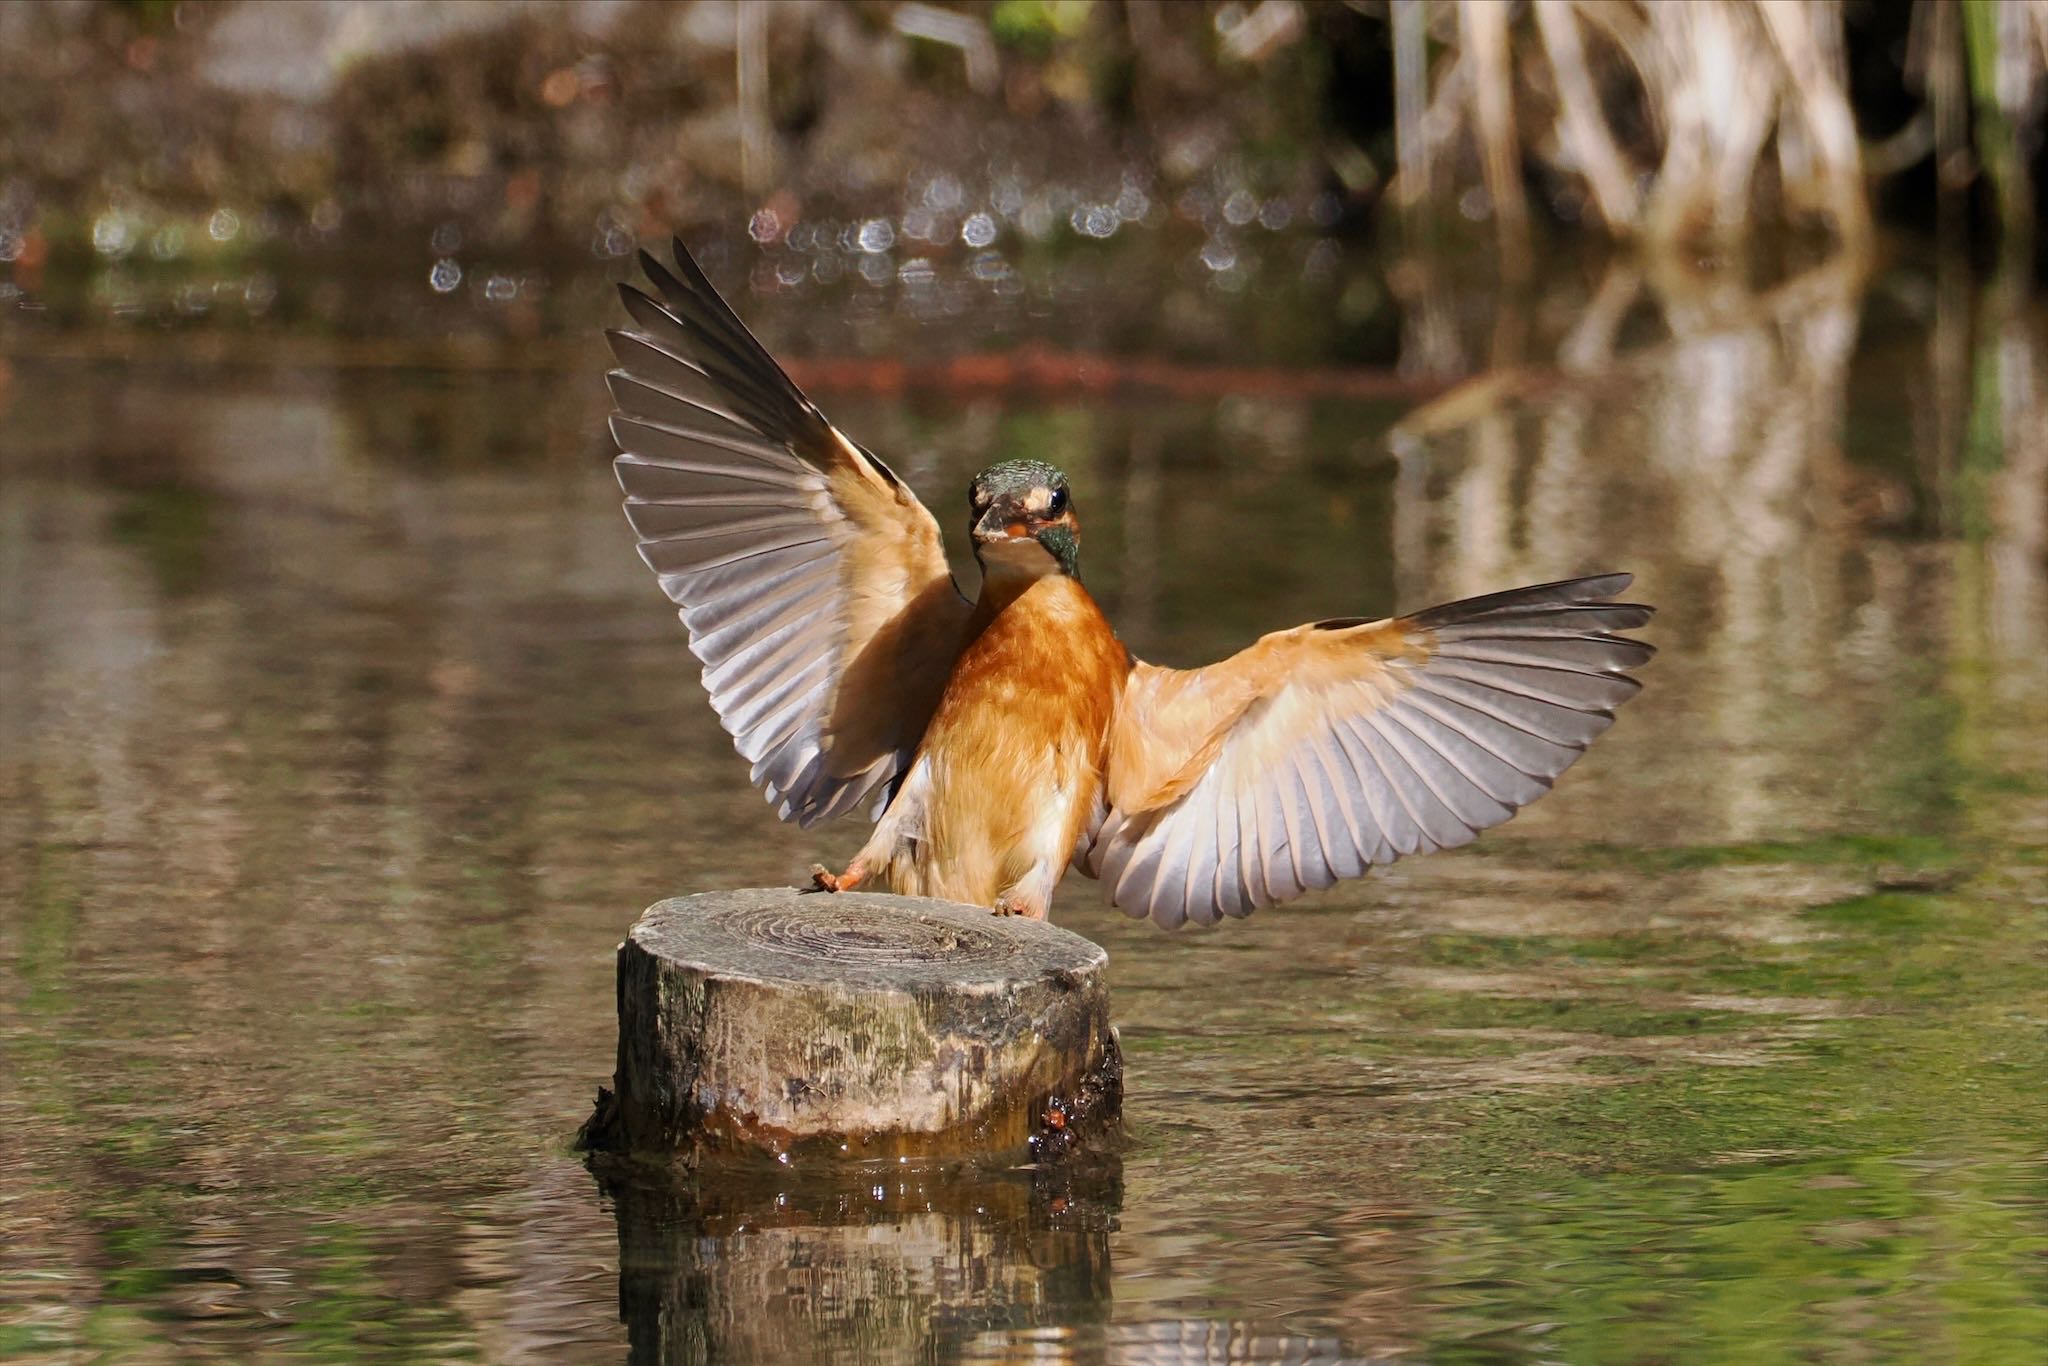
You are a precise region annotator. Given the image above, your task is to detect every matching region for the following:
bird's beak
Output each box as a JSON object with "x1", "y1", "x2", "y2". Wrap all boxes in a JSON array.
[{"x1": 973, "y1": 502, "x2": 1030, "y2": 545}]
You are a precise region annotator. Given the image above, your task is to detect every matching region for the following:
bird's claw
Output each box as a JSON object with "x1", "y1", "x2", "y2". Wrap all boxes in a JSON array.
[
  {"x1": 806, "y1": 861, "x2": 865, "y2": 894},
  {"x1": 991, "y1": 894, "x2": 1047, "y2": 920}
]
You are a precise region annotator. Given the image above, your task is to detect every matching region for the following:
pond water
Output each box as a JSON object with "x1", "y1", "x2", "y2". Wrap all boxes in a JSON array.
[{"x1": 2, "y1": 236, "x2": 2044, "y2": 1362}]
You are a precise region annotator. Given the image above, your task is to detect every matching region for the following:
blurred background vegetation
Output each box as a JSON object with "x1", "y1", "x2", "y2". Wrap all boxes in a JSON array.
[{"x1": 2, "y1": 0, "x2": 2044, "y2": 289}]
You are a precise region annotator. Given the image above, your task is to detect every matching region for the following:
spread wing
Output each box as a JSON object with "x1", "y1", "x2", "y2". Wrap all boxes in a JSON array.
[
  {"x1": 608, "y1": 239, "x2": 972, "y2": 826},
  {"x1": 1090, "y1": 574, "x2": 1653, "y2": 927}
]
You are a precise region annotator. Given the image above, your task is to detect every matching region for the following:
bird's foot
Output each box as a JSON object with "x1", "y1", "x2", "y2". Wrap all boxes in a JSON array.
[
  {"x1": 806, "y1": 860, "x2": 865, "y2": 894},
  {"x1": 992, "y1": 892, "x2": 1048, "y2": 920}
]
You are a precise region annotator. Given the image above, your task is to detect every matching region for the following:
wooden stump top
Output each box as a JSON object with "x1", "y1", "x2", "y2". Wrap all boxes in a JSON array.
[
  {"x1": 580, "y1": 889, "x2": 1123, "y2": 1167},
  {"x1": 628, "y1": 888, "x2": 1107, "y2": 992}
]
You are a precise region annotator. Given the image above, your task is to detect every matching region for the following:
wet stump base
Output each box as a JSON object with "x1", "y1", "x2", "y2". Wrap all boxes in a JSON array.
[{"x1": 577, "y1": 889, "x2": 1121, "y2": 1166}]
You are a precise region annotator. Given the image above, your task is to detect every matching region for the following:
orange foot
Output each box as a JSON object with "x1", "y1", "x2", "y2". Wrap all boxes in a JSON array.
[
  {"x1": 807, "y1": 860, "x2": 866, "y2": 894},
  {"x1": 992, "y1": 892, "x2": 1048, "y2": 920}
]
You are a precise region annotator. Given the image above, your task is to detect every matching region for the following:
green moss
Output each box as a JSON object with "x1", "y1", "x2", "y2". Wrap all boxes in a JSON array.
[
  {"x1": 1402, "y1": 993, "x2": 1771, "y2": 1039},
  {"x1": 1419, "y1": 931, "x2": 1691, "y2": 969},
  {"x1": 0, "y1": 1326, "x2": 63, "y2": 1356},
  {"x1": 1559, "y1": 833, "x2": 1964, "y2": 873},
  {"x1": 990, "y1": 0, "x2": 1097, "y2": 56},
  {"x1": 1424, "y1": 883, "x2": 2048, "y2": 1196},
  {"x1": 1802, "y1": 890, "x2": 1944, "y2": 931}
]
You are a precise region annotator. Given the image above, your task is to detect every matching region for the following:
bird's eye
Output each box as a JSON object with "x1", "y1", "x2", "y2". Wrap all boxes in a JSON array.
[{"x1": 1048, "y1": 486, "x2": 1068, "y2": 515}]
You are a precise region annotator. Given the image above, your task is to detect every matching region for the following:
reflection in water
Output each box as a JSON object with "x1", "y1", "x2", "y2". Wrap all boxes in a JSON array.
[
  {"x1": 602, "y1": 1162, "x2": 1118, "y2": 1363},
  {"x1": 1, "y1": 242, "x2": 2044, "y2": 1358},
  {"x1": 598, "y1": 1158, "x2": 1363, "y2": 1364}
]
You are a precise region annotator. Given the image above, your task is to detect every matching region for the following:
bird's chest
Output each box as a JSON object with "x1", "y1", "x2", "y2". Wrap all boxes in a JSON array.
[{"x1": 907, "y1": 576, "x2": 1127, "y2": 876}]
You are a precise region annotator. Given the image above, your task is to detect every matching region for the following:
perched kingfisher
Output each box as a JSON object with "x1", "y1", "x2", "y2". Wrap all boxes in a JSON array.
[{"x1": 608, "y1": 241, "x2": 1653, "y2": 928}]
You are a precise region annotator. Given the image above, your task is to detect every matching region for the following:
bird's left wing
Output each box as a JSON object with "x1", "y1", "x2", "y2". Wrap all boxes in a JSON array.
[
  {"x1": 1088, "y1": 574, "x2": 1653, "y2": 927},
  {"x1": 609, "y1": 240, "x2": 973, "y2": 825}
]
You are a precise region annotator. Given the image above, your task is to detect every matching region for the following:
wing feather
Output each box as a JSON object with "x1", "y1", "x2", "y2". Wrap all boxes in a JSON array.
[
  {"x1": 689, "y1": 573, "x2": 836, "y2": 658},
  {"x1": 708, "y1": 640, "x2": 824, "y2": 733},
  {"x1": 1260, "y1": 774, "x2": 1304, "y2": 903},
  {"x1": 611, "y1": 240, "x2": 972, "y2": 825},
  {"x1": 1284, "y1": 753, "x2": 1342, "y2": 889},
  {"x1": 1180, "y1": 802, "x2": 1222, "y2": 926},
  {"x1": 1414, "y1": 670, "x2": 1617, "y2": 748},
  {"x1": 1211, "y1": 788, "x2": 1247, "y2": 922},
  {"x1": 1359, "y1": 711, "x2": 1473, "y2": 851},
  {"x1": 1327, "y1": 718, "x2": 1401, "y2": 864},
  {"x1": 1096, "y1": 574, "x2": 1653, "y2": 926},
  {"x1": 608, "y1": 370, "x2": 769, "y2": 447},
  {"x1": 1428, "y1": 656, "x2": 1641, "y2": 711},
  {"x1": 605, "y1": 332, "x2": 804, "y2": 450},
  {"x1": 1302, "y1": 736, "x2": 1371, "y2": 878},
  {"x1": 1388, "y1": 699, "x2": 1544, "y2": 807},
  {"x1": 733, "y1": 666, "x2": 832, "y2": 759},
  {"x1": 1380, "y1": 707, "x2": 1514, "y2": 831},
  {"x1": 683, "y1": 561, "x2": 837, "y2": 635},
  {"x1": 613, "y1": 425, "x2": 811, "y2": 483},
  {"x1": 1436, "y1": 634, "x2": 1656, "y2": 672}
]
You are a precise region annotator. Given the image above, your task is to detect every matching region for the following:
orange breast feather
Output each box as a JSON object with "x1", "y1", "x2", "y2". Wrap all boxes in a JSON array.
[{"x1": 903, "y1": 575, "x2": 1129, "y2": 905}]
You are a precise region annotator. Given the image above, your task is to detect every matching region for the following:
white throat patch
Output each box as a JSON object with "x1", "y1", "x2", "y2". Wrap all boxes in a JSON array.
[{"x1": 979, "y1": 536, "x2": 1060, "y2": 586}]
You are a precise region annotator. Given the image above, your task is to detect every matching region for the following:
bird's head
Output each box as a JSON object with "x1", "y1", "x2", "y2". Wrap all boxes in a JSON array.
[{"x1": 968, "y1": 459, "x2": 1079, "y2": 579}]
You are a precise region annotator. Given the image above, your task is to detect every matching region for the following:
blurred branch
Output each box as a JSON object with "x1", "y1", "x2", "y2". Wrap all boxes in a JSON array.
[
  {"x1": 1460, "y1": 0, "x2": 1532, "y2": 272},
  {"x1": 1961, "y1": 0, "x2": 2039, "y2": 253},
  {"x1": 1758, "y1": 0, "x2": 1870, "y2": 251},
  {"x1": 892, "y1": 3, "x2": 1000, "y2": 95},
  {"x1": 736, "y1": 0, "x2": 773, "y2": 198},
  {"x1": 1390, "y1": 0, "x2": 1432, "y2": 212},
  {"x1": 1218, "y1": 0, "x2": 1307, "y2": 64},
  {"x1": 1534, "y1": 0, "x2": 1642, "y2": 234}
]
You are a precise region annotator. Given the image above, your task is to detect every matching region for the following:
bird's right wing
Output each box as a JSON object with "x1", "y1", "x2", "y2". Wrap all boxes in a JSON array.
[{"x1": 609, "y1": 240, "x2": 973, "y2": 825}]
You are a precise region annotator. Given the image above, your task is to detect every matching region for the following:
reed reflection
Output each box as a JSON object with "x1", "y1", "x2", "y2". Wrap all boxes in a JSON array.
[{"x1": 1377, "y1": 251, "x2": 2046, "y2": 847}]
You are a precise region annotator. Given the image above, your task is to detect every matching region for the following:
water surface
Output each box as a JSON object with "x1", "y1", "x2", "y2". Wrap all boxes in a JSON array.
[{"x1": 2, "y1": 240, "x2": 2044, "y2": 1361}]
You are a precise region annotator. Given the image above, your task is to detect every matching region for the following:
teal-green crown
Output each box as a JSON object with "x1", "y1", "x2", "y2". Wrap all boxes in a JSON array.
[{"x1": 969, "y1": 459, "x2": 1068, "y2": 503}]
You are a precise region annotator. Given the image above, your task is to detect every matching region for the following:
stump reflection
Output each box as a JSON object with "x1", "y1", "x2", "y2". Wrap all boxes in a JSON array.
[{"x1": 598, "y1": 1158, "x2": 1119, "y2": 1363}]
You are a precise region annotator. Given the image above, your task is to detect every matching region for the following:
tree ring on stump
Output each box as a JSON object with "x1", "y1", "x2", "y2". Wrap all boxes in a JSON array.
[{"x1": 578, "y1": 889, "x2": 1122, "y2": 1167}]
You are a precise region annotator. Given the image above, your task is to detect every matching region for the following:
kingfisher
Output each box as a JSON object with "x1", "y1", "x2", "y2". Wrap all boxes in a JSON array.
[{"x1": 608, "y1": 240, "x2": 1653, "y2": 928}]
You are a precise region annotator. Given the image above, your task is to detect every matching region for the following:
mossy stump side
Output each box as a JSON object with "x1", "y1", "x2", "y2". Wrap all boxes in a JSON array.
[{"x1": 577, "y1": 889, "x2": 1121, "y2": 1166}]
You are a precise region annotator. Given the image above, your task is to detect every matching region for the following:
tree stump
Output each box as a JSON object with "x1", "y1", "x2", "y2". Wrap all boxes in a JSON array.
[{"x1": 577, "y1": 888, "x2": 1122, "y2": 1166}]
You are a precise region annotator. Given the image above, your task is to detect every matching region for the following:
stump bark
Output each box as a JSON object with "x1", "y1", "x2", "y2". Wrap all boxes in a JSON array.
[{"x1": 578, "y1": 888, "x2": 1122, "y2": 1165}]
